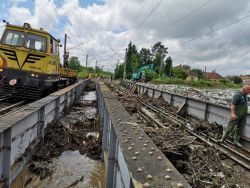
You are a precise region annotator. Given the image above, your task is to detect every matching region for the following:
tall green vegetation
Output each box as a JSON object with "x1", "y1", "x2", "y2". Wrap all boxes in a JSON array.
[
  {"x1": 191, "y1": 68, "x2": 203, "y2": 78},
  {"x1": 115, "y1": 41, "x2": 172, "y2": 79},
  {"x1": 68, "y1": 56, "x2": 112, "y2": 78},
  {"x1": 151, "y1": 42, "x2": 168, "y2": 75},
  {"x1": 68, "y1": 56, "x2": 81, "y2": 71},
  {"x1": 164, "y1": 56, "x2": 172, "y2": 77},
  {"x1": 172, "y1": 67, "x2": 187, "y2": 79}
]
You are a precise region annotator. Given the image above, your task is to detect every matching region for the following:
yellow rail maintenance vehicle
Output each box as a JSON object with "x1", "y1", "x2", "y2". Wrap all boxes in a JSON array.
[{"x1": 0, "y1": 22, "x2": 77, "y2": 99}]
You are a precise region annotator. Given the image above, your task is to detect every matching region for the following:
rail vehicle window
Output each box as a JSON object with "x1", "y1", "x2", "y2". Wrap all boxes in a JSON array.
[
  {"x1": 55, "y1": 42, "x2": 59, "y2": 55},
  {"x1": 50, "y1": 38, "x2": 59, "y2": 55},
  {"x1": 25, "y1": 33, "x2": 47, "y2": 52},
  {"x1": 53, "y1": 40, "x2": 56, "y2": 55},
  {"x1": 1, "y1": 30, "x2": 24, "y2": 46},
  {"x1": 50, "y1": 38, "x2": 54, "y2": 54}
]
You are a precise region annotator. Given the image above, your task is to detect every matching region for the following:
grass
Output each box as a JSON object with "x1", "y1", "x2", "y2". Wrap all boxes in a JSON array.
[
  {"x1": 151, "y1": 78, "x2": 241, "y2": 89},
  {"x1": 77, "y1": 69, "x2": 112, "y2": 79},
  {"x1": 77, "y1": 69, "x2": 89, "y2": 78}
]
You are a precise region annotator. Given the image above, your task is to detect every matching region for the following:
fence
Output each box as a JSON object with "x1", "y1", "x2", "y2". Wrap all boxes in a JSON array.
[
  {"x1": 0, "y1": 79, "x2": 91, "y2": 187},
  {"x1": 97, "y1": 81, "x2": 190, "y2": 188}
]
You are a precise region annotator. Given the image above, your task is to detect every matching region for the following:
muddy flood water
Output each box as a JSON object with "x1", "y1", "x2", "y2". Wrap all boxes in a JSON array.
[{"x1": 12, "y1": 84, "x2": 106, "y2": 188}]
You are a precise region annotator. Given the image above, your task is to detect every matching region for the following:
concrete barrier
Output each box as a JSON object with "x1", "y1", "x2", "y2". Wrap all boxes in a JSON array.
[
  {"x1": 0, "y1": 79, "x2": 91, "y2": 187},
  {"x1": 96, "y1": 82, "x2": 191, "y2": 188},
  {"x1": 122, "y1": 80, "x2": 250, "y2": 148}
]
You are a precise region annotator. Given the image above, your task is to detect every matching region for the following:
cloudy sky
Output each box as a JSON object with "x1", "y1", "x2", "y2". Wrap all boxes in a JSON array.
[{"x1": 0, "y1": 0, "x2": 250, "y2": 75}]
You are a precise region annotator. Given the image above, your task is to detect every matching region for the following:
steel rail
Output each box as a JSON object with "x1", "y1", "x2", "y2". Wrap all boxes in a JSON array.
[
  {"x1": 0, "y1": 101, "x2": 26, "y2": 115},
  {"x1": 110, "y1": 81, "x2": 250, "y2": 170},
  {"x1": 137, "y1": 110, "x2": 159, "y2": 129},
  {"x1": 141, "y1": 99, "x2": 250, "y2": 170},
  {"x1": 0, "y1": 96, "x2": 11, "y2": 102}
]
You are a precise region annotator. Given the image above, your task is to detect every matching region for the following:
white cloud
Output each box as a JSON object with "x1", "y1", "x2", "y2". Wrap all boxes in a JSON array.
[
  {"x1": 7, "y1": 0, "x2": 58, "y2": 30},
  {"x1": 2, "y1": 0, "x2": 250, "y2": 75}
]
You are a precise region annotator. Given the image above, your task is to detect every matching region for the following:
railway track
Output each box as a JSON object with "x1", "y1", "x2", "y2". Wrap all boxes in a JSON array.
[
  {"x1": 0, "y1": 97, "x2": 28, "y2": 117},
  {"x1": 108, "y1": 81, "x2": 250, "y2": 170},
  {"x1": 0, "y1": 95, "x2": 11, "y2": 102}
]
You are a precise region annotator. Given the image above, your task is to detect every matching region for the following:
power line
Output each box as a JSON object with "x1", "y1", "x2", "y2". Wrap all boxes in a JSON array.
[
  {"x1": 161, "y1": 0, "x2": 214, "y2": 33},
  {"x1": 131, "y1": 0, "x2": 164, "y2": 37},
  {"x1": 47, "y1": 0, "x2": 74, "y2": 39},
  {"x1": 67, "y1": 42, "x2": 85, "y2": 50},
  {"x1": 48, "y1": 0, "x2": 58, "y2": 15},
  {"x1": 130, "y1": 0, "x2": 151, "y2": 29},
  {"x1": 110, "y1": 47, "x2": 125, "y2": 60},
  {"x1": 184, "y1": 13, "x2": 250, "y2": 43}
]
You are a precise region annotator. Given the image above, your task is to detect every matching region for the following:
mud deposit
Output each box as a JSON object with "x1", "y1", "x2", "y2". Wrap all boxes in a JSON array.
[{"x1": 12, "y1": 83, "x2": 105, "y2": 188}]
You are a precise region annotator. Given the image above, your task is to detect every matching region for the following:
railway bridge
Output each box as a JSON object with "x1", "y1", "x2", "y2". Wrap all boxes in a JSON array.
[{"x1": 0, "y1": 79, "x2": 249, "y2": 188}]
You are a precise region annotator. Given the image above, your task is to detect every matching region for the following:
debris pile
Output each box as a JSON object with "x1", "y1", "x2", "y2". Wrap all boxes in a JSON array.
[
  {"x1": 144, "y1": 127, "x2": 246, "y2": 188},
  {"x1": 108, "y1": 82, "x2": 250, "y2": 188},
  {"x1": 29, "y1": 83, "x2": 102, "y2": 181},
  {"x1": 191, "y1": 120, "x2": 223, "y2": 139},
  {"x1": 142, "y1": 96, "x2": 177, "y2": 112},
  {"x1": 142, "y1": 83, "x2": 238, "y2": 107},
  {"x1": 33, "y1": 121, "x2": 101, "y2": 162}
]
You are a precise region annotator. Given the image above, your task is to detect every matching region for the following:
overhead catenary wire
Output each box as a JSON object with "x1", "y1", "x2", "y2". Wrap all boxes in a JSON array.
[
  {"x1": 47, "y1": 0, "x2": 81, "y2": 44},
  {"x1": 130, "y1": 0, "x2": 151, "y2": 29},
  {"x1": 159, "y1": 0, "x2": 214, "y2": 33},
  {"x1": 114, "y1": 0, "x2": 165, "y2": 60},
  {"x1": 144, "y1": 0, "x2": 214, "y2": 48},
  {"x1": 67, "y1": 42, "x2": 85, "y2": 51},
  {"x1": 131, "y1": 0, "x2": 164, "y2": 36},
  {"x1": 48, "y1": 0, "x2": 58, "y2": 15},
  {"x1": 110, "y1": 47, "x2": 125, "y2": 60},
  {"x1": 183, "y1": 13, "x2": 250, "y2": 44},
  {"x1": 108, "y1": 1, "x2": 151, "y2": 59}
]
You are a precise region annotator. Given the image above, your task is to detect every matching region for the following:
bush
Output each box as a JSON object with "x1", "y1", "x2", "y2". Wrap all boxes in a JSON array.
[{"x1": 151, "y1": 78, "x2": 241, "y2": 89}]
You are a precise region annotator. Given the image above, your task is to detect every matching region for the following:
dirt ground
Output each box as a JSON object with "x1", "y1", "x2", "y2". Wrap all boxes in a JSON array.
[
  {"x1": 108, "y1": 83, "x2": 250, "y2": 188},
  {"x1": 28, "y1": 82, "x2": 102, "y2": 181}
]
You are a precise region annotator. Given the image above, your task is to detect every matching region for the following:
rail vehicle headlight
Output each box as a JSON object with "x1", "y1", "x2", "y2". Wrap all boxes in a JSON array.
[
  {"x1": 0, "y1": 56, "x2": 4, "y2": 67},
  {"x1": 0, "y1": 69, "x2": 3, "y2": 72},
  {"x1": 31, "y1": 73, "x2": 35, "y2": 77},
  {"x1": 0, "y1": 56, "x2": 7, "y2": 68}
]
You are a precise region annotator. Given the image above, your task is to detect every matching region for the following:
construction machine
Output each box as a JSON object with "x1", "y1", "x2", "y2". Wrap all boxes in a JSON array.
[{"x1": 132, "y1": 64, "x2": 153, "y2": 82}]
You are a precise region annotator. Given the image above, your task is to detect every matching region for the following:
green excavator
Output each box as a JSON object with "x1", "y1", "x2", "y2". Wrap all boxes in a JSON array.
[{"x1": 132, "y1": 64, "x2": 153, "y2": 82}]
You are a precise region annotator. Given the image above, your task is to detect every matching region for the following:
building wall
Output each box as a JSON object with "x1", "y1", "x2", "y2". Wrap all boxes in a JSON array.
[{"x1": 186, "y1": 75, "x2": 198, "y2": 81}]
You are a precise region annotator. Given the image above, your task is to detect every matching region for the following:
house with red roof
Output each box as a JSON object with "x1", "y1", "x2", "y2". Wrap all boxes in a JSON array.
[{"x1": 203, "y1": 71, "x2": 223, "y2": 81}]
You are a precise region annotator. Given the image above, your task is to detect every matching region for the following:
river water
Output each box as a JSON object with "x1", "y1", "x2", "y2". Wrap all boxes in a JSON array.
[
  {"x1": 11, "y1": 90, "x2": 106, "y2": 188},
  {"x1": 12, "y1": 150, "x2": 105, "y2": 188}
]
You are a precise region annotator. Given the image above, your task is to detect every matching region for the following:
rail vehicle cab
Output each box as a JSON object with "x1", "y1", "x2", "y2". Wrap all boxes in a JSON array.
[{"x1": 0, "y1": 22, "x2": 61, "y2": 99}]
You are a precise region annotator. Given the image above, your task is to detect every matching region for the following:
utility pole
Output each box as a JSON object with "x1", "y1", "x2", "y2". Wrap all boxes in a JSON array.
[
  {"x1": 85, "y1": 54, "x2": 88, "y2": 68},
  {"x1": 63, "y1": 34, "x2": 69, "y2": 68},
  {"x1": 95, "y1": 60, "x2": 97, "y2": 78},
  {"x1": 159, "y1": 49, "x2": 164, "y2": 77},
  {"x1": 116, "y1": 59, "x2": 120, "y2": 69},
  {"x1": 123, "y1": 48, "x2": 127, "y2": 80}
]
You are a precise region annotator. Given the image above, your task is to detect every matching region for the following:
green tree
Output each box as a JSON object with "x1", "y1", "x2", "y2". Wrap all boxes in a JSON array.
[
  {"x1": 164, "y1": 56, "x2": 172, "y2": 76},
  {"x1": 131, "y1": 53, "x2": 139, "y2": 73},
  {"x1": 87, "y1": 67, "x2": 94, "y2": 73},
  {"x1": 182, "y1": 65, "x2": 191, "y2": 71},
  {"x1": 172, "y1": 67, "x2": 187, "y2": 79},
  {"x1": 151, "y1": 42, "x2": 168, "y2": 75},
  {"x1": 68, "y1": 56, "x2": 81, "y2": 71},
  {"x1": 126, "y1": 42, "x2": 139, "y2": 78},
  {"x1": 115, "y1": 63, "x2": 124, "y2": 79},
  {"x1": 191, "y1": 68, "x2": 203, "y2": 78},
  {"x1": 233, "y1": 76, "x2": 243, "y2": 84},
  {"x1": 139, "y1": 48, "x2": 152, "y2": 66}
]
